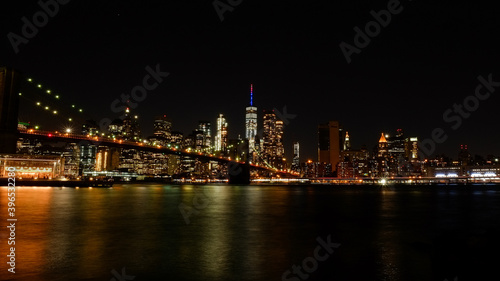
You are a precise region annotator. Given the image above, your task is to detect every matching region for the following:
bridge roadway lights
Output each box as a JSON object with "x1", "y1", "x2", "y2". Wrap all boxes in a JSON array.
[{"x1": 228, "y1": 161, "x2": 250, "y2": 185}]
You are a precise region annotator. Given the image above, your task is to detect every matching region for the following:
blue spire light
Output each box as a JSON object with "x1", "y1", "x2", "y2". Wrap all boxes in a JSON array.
[{"x1": 250, "y1": 84, "x2": 253, "y2": 106}]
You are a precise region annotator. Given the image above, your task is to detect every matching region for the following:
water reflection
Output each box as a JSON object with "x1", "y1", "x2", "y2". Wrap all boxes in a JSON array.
[{"x1": 1, "y1": 185, "x2": 500, "y2": 281}]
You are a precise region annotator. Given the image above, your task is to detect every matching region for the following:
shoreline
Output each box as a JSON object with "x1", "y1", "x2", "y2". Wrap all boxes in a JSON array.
[{"x1": 2, "y1": 178, "x2": 500, "y2": 187}]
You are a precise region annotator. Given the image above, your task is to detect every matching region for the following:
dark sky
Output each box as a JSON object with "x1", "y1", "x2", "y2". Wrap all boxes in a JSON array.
[{"x1": 1, "y1": 0, "x2": 500, "y2": 162}]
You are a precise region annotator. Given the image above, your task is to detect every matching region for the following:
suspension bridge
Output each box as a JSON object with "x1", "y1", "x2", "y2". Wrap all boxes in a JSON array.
[{"x1": 0, "y1": 67, "x2": 298, "y2": 184}]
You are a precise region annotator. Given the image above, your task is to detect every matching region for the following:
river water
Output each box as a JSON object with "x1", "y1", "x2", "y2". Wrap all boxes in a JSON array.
[{"x1": 1, "y1": 184, "x2": 500, "y2": 281}]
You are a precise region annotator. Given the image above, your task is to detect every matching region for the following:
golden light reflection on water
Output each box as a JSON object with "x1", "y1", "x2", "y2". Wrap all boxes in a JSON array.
[
  {"x1": 2, "y1": 184, "x2": 488, "y2": 280},
  {"x1": 198, "y1": 185, "x2": 232, "y2": 280},
  {"x1": 75, "y1": 189, "x2": 107, "y2": 278},
  {"x1": 376, "y1": 188, "x2": 433, "y2": 281},
  {"x1": 377, "y1": 189, "x2": 401, "y2": 281},
  {"x1": 0, "y1": 187, "x2": 52, "y2": 279}
]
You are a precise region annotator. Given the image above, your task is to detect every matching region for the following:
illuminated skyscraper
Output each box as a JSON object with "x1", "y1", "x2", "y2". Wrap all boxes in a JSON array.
[
  {"x1": 122, "y1": 107, "x2": 141, "y2": 141},
  {"x1": 198, "y1": 121, "x2": 212, "y2": 152},
  {"x1": 245, "y1": 84, "x2": 258, "y2": 161},
  {"x1": 405, "y1": 137, "x2": 419, "y2": 161},
  {"x1": 378, "y1": 133, "x2": 388, "y2": 158},
  {"x1": 377, "y1": 133, "x2": 389, "y2": 176},
  {"x1": 262, "y1": 110, "x2": 285, "y2": 169},
  {"x1": 292, "y1": 142, "x2": 300, "y2": 172},
  {"x1": 153, "y1": 115, "x2": 172, "y2": 139},
  {"x1": 215, "y1": 114, "x2": 228, "y2": 154},
  {"x1": 344, "y1": 131, "x2": 351, "y2": 151}
]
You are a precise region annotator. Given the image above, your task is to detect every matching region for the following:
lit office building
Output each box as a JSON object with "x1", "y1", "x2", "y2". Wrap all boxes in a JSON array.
[
  {"x1": 215, "y1": 114, "x2": 228, "y2": 154},
  {"x1": 122, "y1": 108, "x2": 141, "y2": 141},
  {"x1": 119, "y1": 108, "x2": 142, "y2": 173},
  {"x1": 168, "y1": 131, "x2": 184, "y2": 175},
  {"x1": 108, "y1": 119, "x2": 123, "y2": 138},
  {"x1": 80, "y1": 143, "x2": 97, "y2": 172},
  {"x1": 170, "y1": 131, "x2": 184, "y2": 147},
  {"x1": 141, "y1": 151, "x2": 168, "y2": 176},
  {"x1": 292, "y1": 142, "x2": 300, "y2": 172},
  {"x1": 343, "y1": 131, "x2": 351, "y2": 151},
  {"x1": 153, "y1": 115, "x2": 172, "y2": 139},
  {"x1": 16, "y1": 137, "x2": 40, "y2": 155},
  {"x1": 384, "y1": 129, "x2": 420, "y2": 176},
  {"x1": 387, "y1": 129, "x2": 405, "y2": 156},
  {"x1": 62, "y1": 143, "x2": 81, "y2": 178},
  {"x1": 245, "y1": 84, "x2": 258, "y2": 161},
  {"x1": 82, "y1": 120, "x2": 99, "y2": 136},
  {"x1": 95, "y1": 146, "x2": 120, "y2": 172},
  {"x1": 377, "y1": 133, "x2": 389, "y2": 176},
  {"x1": 262, "y1": 110, "x2": 285, "y2": 169},
  {"x1": 198, "y1": 121, "x2": 212, "y2": 152},
  {"x1": 378, "y1": 133, "x2": 388, "y2": 158},
  {"x1": 276, "y1": 120, "x2": 284, "y2": 158},
  {"x1": 405, "y1": 137, "x2": 419, "y2": 161}
]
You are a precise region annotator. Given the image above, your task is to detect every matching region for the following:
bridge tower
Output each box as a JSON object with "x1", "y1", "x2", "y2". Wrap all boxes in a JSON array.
[
  {"x1": 0, "y1": 67, "x2": 21, "y2": 154},
  {"x1": 227, "y1": 139, "x2": 250, "y2": 184},
  {"x1": 228, "y1": 161, "x2": 250, "y2": 184}
]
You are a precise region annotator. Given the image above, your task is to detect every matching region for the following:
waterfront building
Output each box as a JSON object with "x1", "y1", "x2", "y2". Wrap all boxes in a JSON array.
[
  {"x1": 95, "y1": 146, "x2": 120, "y2": 172},
  {"x1": 79, "y1": 143, "x2": 97, "y2": 172},
  {"x1": 0, "y1": 154, "x2": 63, "y2": 179}
]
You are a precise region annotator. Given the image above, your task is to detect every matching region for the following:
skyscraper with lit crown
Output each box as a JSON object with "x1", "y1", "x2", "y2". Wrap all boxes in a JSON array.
[
  {"x1": 122, "y1": 107, "x2": 141, "y2": 141},
  {"x1": 245, "y1": 84, "x2": 258, "y2": 162}
]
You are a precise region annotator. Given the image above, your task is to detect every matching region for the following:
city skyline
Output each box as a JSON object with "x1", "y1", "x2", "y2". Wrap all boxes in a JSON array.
[
  {"x1": 12, "y1": 75, "x2": 500, "y2": 167},
  {"x1": 1, "y1": 1, "x2": 500, "y2": 162},
  {"x1": 3, "y1": 2, "x2": 500, "y2": 281}
]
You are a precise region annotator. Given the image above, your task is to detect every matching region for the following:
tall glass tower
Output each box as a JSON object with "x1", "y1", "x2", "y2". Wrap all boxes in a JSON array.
[
  {"x1": 215, "y1": 114, "x2": 228, "y2": 154},
  {"x1": 245, "y1": 84, "x2": 258, "y2": 161},
  {"x1": 198, "y1": 121, "x2": 211, "y2": 152}
]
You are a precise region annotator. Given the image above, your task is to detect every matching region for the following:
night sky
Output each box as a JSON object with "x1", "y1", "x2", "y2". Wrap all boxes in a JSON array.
[{"x1": 1, "y1": 0, "x2": 500, "y2": 162}]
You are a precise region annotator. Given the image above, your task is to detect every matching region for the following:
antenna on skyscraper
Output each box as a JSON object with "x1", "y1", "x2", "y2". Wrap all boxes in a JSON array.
[{"x1": 250, "y1": 84, "x2": 253, "y2": 106}]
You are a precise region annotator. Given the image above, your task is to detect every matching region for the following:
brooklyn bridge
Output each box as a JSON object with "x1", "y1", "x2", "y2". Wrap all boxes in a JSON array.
[{"x1": 0, "y1": 67, "x2": 298, "y2": 184}]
